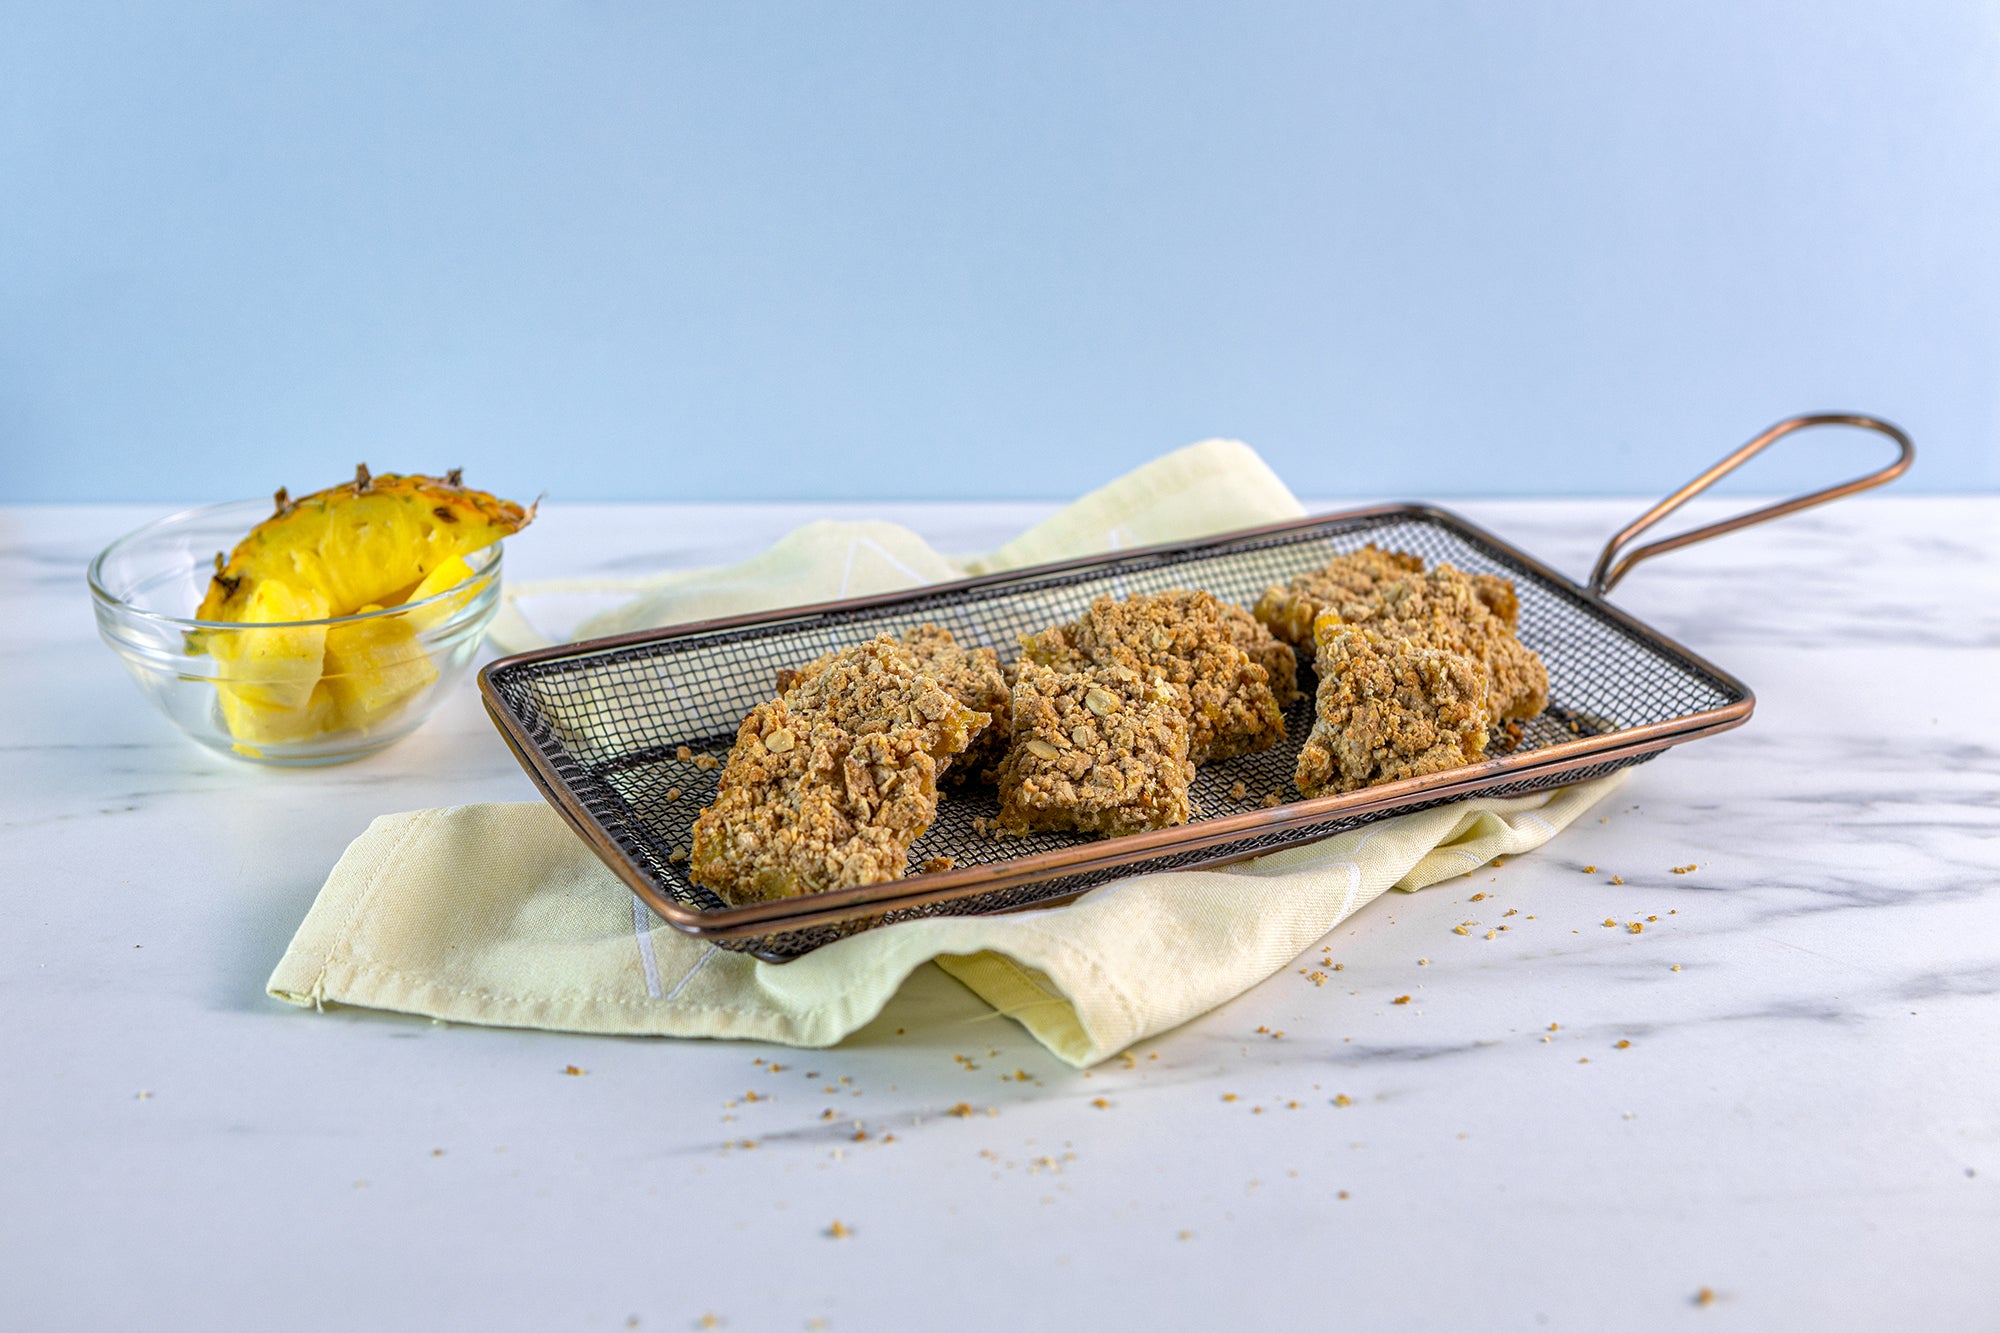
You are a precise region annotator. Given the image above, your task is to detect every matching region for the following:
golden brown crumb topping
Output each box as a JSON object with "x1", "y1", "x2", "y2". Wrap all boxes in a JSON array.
[
  {"x1": 1316, "y1": 565, "x2": 1548, "y2": 721},
  {"x1": 776, "y1": 633, "x2": 989, "y2": 761},
  {"x1": 779, "y1": 624, "x2": 1010, "y2": 783},
  {"x1": 1019, "y1": 589, "x2": 1285, "y2": 763},
  {"x1": 1295, "y1": 624, "x2": 1490, "y2": 796},
  {"x1": 1253, "y1": 545, "x2": 1424, "y2": 649},
  {"x1": 1215, "y1": 600, "x2": 1302, "y2": 707},
  {"x1": 996, "y1": 660, "x2": 1193, "y2": 836}
]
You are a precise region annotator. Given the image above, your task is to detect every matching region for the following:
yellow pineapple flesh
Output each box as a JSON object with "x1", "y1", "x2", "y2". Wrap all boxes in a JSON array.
[
  {"x1": 322, "y1": 608, "x2": 440, "y2": 731},
  {"x1": 206, "y1": 580, "x2": 338, "y2": 751}
]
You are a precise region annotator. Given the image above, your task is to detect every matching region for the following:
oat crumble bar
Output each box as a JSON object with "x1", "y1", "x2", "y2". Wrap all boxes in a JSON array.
[
  {"x1": 689, "y1": 701, "x2": 947, "y2": 904},
  {"x1": 996, "y1": 661, "x2": 1194, "y2": 836},
  {"x1": 1294, "y1": 623, "x2": 1490, "y2": 796},
  {"x1": 1253, "y1": 545, "x2": 1425, "y2": 649},
  {"x1": 1019, "y1": 589, "x2": 1285, "y2": 763},
  {"x1": 690, "y1": 636, "x2": 989, "y2": 904}
]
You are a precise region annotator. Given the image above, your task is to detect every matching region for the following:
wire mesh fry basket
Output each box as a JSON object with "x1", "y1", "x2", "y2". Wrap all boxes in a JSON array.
[{"x1": 481, "y1": 414, "x2": 1911, "y2": 961}]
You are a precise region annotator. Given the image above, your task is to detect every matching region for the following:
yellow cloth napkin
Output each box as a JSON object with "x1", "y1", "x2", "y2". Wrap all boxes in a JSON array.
[{"x1": 269, "y1": 439, "x2": 1624, "y2": 1065}]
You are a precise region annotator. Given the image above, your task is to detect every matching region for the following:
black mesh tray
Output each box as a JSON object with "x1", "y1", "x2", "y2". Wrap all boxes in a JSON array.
[{"x1": 479, "y1": 415, "x2": 1911, "y2": 961}]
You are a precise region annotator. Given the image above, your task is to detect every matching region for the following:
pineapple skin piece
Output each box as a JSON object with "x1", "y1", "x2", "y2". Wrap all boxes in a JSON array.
[{"x1": 197, "y1": 469, "x2": 530, "y2": 622}]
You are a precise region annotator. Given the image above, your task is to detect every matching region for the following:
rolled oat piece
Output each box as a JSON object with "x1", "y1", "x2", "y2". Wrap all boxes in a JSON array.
[
  {"x1": 996, "y1": 661, "x2": 1194, "y2": 837},
  {"x1": 1295, "y1": 623, "x2": 1491, "y2": 797},
  {"x1": 1019, "y1": 589, "x2": 1285, "y2": 763}
]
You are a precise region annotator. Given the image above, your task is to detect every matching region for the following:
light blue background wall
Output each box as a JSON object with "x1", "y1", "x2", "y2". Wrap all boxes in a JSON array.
[{"x1": 2, "y1": 1, "x2": 1995, "y2": 503}]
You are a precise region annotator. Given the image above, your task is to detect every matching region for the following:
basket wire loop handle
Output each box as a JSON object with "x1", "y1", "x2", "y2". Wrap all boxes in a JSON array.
[{"x1": 1588, "y1": 413, "x2": 1914, "y2": 598}]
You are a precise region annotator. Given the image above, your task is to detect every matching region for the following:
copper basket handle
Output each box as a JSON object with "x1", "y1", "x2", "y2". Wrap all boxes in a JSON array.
[{"x1": 1588, "y1": 413, "x2": 1913, "y2": 598}]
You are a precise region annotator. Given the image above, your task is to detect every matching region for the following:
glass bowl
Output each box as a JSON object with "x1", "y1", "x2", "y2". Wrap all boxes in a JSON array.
[{"x1": 89, "y1": 499, "x2": 506, "y2": 766}]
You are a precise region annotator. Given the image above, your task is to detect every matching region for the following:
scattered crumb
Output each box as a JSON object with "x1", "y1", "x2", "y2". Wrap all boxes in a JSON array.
[
  {"x1": 694, "y1": 754, "x2": 719, "y2": 771},
  {"x1": 1229, "y1": 781, "x2": 1247, "y2": 801},
  {"x1": 1470, "y1": 892, "x2": 1486, "y2": 902},
  {"x1": 1647, "y1": 915, "x2": 1658, "y2": 922},
  {"x1": 1333, "y1": 963, "x2": 1343, "y2": 971},
  {"x1": 1578, "y1": 1057, "x2": 1589, "y2": 1064},
  {"x1": 1627, "y1": 922, "x2": 1644, "y2": 934},
  {"x1": 1452, "y1": 924, "x2": 1470, "y2": 936},
  {"x1": 1671, "y1": 964, "x2": 1682, "y2": 972},
  {"x1": 825, "y1": 1220, "x2": 852, "y2": 1239},
  {"x1": 665, "y1": 786, "x2": 682, "y2": 801},
  {"x1": 1548, "y1": 1023, "x2": 1560, "y2": 1031},
  {"x1": 1694, "y1": 1288, "x2": 1716, "y2": 1308},
  {"x1": 1337, "y1": 1190, "x2": 1350, "y2": 1200},
  {"x1": 676, "y1": 745, "x2": 693, "y2": 763},
  {"x1": 921, "y1": 856, "x2": 955, "y2": 873},
  {"x1": 1091, "y1": 1098, "x2": 1110, "y2": 1109},
  {"x1": 1333, "y1": 1094, "x2": 1353, "y2": 1107},
  {"x1": 1603, "y1": 919, "x2": 1617, "y2": 928},
  {"x1": 1260, "y1": 792, "x2": 1282, "y2": 808},
  {"x1": 1417, "y1": 958, "x2": 1429, "y2": 966},
  {"x1": 1672, "y1": 864, "x2": 1699, "y2": 875},
  {"x1": 947, "y1": 1103, "x2": 975, "y2": 1118},
  {"x1": 1611, "y1": 875, "x2": 1624, "y2": 885},
  {"x1": 430, "y1": 1148, "x2": 444, "y2": 1157},
  {"x1": 1391, "y1": 995, "x2": 1411, "y2": 1005},
  {"x1": 668, "y1": 847, "x2": 688, "y2": 864},
  {"x1": 1484, "y1": 930, "x2": 1496, "y2": 940},
  {"x1": 1583, "y1": 865, "x2": 1597, "y2": 874},
  {"x1": 1179, "y1": 1230, "x2": 1194, "y2": 1241},
  {"x1": 562, "y1": 1065, "x2": 586, "y2": 1076},
  {"x1": 1221, "y1": 1094, "x2": 1238, "y2": 1103},
  {"x1": 1615, "y1": 1040, "x2": 1632, "y2": 1050}
]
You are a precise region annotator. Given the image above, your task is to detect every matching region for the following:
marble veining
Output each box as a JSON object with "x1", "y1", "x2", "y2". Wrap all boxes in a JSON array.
[{"x1": 2, "y1": 497, "x2": 1996, "y2": 1332}]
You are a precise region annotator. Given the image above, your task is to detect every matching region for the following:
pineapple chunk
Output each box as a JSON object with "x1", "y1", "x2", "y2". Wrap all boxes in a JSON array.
[
  {"x1": 401, "y1": 554, "x2": 477, "y2": 632},
  {"x1": 219, "y1": 681, "x2": 340, "y2": 754},
  {"x1": 322, "y1": 607, "x2": 439, "y2": 731},
  {"x1": 207, "y1": 580, "x2": 337, "y2": 747}
]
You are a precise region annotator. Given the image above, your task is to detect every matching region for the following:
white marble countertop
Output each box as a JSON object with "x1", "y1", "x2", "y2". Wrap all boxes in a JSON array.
[{"x1": 4, "y1": 496, "x2": 1997, "y2": 1332}]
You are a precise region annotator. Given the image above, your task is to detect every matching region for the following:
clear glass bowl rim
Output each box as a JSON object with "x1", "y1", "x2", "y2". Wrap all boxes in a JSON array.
[{"x1": 86, "y1": 497, "x2": 505, "y2": 632}]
